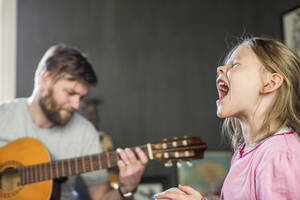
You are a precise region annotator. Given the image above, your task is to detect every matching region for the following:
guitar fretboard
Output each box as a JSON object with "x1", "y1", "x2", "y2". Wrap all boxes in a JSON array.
[{"x1": 18, "y1": 145, "x2": 148, "y2": 185}]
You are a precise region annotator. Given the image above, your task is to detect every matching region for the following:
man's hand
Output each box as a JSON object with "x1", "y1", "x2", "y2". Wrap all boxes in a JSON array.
[{"x1": 117, "y1": 147, "x2": 148, "y2": 194}]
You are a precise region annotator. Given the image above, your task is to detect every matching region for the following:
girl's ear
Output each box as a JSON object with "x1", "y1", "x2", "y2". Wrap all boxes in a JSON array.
[{"x1": 260, "y1": 73, "x2": 283, "y2": 94}]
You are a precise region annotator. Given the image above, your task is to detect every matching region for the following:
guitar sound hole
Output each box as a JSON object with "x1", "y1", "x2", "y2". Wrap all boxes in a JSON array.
[{"x1": 0, "y1": 167, "x2": 20, "y2": 191}]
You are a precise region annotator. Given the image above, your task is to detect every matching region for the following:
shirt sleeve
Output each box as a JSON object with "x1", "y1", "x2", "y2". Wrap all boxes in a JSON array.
[{"x1": 255, "y1": 150, "x2": 300, "y2": 199}]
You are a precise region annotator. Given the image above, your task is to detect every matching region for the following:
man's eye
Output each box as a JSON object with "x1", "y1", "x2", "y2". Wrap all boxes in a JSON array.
[{"x1": 80, "y1": 96, "x2": 85, "y2": 101}]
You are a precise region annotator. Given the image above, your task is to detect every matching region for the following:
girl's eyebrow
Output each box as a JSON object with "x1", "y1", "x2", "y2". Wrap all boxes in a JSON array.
[
  {"x1": 225, "y1": 59, "x2": 233, "y2": 65},
  {"x1": 225, "y1": 55, "x2": 241, "y2": 65},
  {"x1": 232, "y1": 55, "x2": 241, "y2": 60}
]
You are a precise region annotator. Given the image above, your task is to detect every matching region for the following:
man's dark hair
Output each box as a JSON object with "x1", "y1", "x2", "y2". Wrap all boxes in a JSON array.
[{"x1": 34, "y1": 44, "x2": 97, "y2": 87}]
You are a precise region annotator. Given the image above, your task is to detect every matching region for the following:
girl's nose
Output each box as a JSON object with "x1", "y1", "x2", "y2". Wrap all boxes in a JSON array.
[{"x1": 217, "y1": 65, "x2": 226, "y2": 75}]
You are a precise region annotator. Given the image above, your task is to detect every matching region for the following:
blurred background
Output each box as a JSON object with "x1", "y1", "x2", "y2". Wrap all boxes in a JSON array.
[{"x1": 1, "y1": 0, "x2": 300, "y2": 198}]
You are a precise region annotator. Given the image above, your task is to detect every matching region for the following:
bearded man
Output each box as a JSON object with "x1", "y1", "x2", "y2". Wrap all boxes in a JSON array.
[{"x1": 0, "y1": 44, "x2": 148, "y2": 199}]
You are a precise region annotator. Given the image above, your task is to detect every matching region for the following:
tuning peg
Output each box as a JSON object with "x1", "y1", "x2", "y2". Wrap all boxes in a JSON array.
[
  {"x1": 186, "y1": 161, "x2": 193, "y2": 167},
  {"x1": 176, "y1": 161, "x2": 182, "y2": 168},
  {"x1": 164, "y1": 161, "x2": 173, "y2": 167},
  {"x1": 172, "y1": 141, "x2": 178, "y2": 147}
]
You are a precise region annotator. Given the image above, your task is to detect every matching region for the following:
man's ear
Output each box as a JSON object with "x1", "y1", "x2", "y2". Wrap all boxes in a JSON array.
[
  {"x1": 40, "y1": 70, "x2": 52, "y2": 91},
  {"x1": 260, "y1": 73, "x2": 283, "y2": 94}
]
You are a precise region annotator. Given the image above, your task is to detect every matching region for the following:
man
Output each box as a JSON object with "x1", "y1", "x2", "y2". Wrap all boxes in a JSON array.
[{"x1": 0, "y1": 44, "x2": 148, "y2": 199}]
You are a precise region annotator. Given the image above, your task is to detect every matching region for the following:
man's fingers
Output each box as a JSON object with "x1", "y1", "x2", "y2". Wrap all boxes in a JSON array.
[
  {"x1": 135, "y1": 147, "x2": 148, "y2": 165},
  {"x1": 117, "y1": 160, "x2": 127, "y2": 174},
  {"x1": 125, "y1": 148, "x2": 137, "y2": 164},
  {"x1": 117, "y1": 148, "x2": 130, "y2": 165}
]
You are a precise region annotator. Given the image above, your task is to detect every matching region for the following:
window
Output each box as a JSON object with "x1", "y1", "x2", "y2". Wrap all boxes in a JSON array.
[{"x1": 0, "y1": 0, "x2": 16, "y2": 101}]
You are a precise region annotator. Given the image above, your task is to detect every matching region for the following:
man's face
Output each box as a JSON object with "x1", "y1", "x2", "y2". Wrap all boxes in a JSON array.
[{"x1": 39, "y1": 76, "x2": 89, "y2": 126}]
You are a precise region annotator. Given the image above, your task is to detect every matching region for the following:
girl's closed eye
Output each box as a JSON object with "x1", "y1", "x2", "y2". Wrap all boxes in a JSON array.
[
  {"x1": 231, "y1": 59, "x2": 240, "y2": 68},
  {"x1": 232, "y1": 62, "x2": 238, "y2": 67}
]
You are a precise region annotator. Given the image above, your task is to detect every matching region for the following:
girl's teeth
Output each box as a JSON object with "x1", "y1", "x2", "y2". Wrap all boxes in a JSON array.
[{"x1": 220, "y1": 87, "x2": 228, "y2": 92}]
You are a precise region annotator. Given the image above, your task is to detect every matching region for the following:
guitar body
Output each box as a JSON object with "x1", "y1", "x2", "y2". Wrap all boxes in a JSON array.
[{"x1": 0, "y1": 138, "x2": 52, "y2": 200}]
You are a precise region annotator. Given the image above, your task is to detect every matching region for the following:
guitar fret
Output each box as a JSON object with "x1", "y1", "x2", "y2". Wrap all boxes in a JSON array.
[
  {"x1": 27, "y1": 166, "x2": 31, "y2": 184},
  {"x1": 57, "y1": 161, "x2": 62, "y2": 177},
  {"x1": 92, "y1": 155, "x2": 99, "y2": 170},
  {"x1": 21, "y1": 167, "x2": 25, "y2": 185},
  {"x1": 105, "y1": 153, "x2": 109, "y2": 168},
  {"x1": 55, "y1": 162, "x2": 59, "y2": 178},
  {"x1": 41, "y1": 163, "x2": 45, "y2": 181},
  {"x1": 34, "y1": 165, "x2": 38, "y2": 182},
  {"x1": 28, "y1": 166, "x2": 33, "y2": 183},
  {"x1": 78, "y1": 157, "x2": 83, "y2": 173},
  {"x1": 75, "y1": 158, "x2": 79, "y2": 174},
  {"x1": 84, "y1": 156, "x2": 90, "y2": 172},
  {"x1": 98, "y1": 154, "x2": 102, "y2": 169},
  {"x1": 46, "y1": 164, "x2": 50, "y2": 180},
  {"x1": 18, "y1": 168, "x2": 22, "y2": 185},
  {"x1": 43, "y1": 164, "x2": 46, "y2": 181},
  {"x1": 63, "y1": 160, "x2": 68, "y2": 177},
  {"x1": 41, "y1": 164, "x2": 45, "y2": 181},
  {"x1": 32, "y1": 165, "x2": 36, "y2": 183},
  {"x1": 21, "y1": 167, "x2": 26, "y2": 185},
  {"x1": 49, "y1": 162, "x2": 53, "y2": 179},
  {"x1": 36, "y1": 164, "x2": 40, "y2": 182},
  {"x1": 81, "y1": 157, "x2": 86, "y2": 173},
  {"x1": 61, "y1": 161, "x2": 65, "y2": 177},
  {"x1": 67, "y1": 159, "x2": 71, "y2": 176},
  {"x1": 52, "y1": 162, "x2": 56, "y2": 179},
  {"x1": 77, "y1": 158, "x2": 81, "y2": 173},
  {"x1": 23, "y1": 167, "x2": 27, "y2": 185},
  {"x1": 113, "y1": 152, "x2": 119, "y2": 165},
  {"x1": 89, "y1": 155, "x2": 94, "y2": 171},
  {"x1": 70, "y1": 159, "x2": 75, "y2": 175},
  {"x1": 27, "y1": 166, "x2": 30, "y2": 184}
]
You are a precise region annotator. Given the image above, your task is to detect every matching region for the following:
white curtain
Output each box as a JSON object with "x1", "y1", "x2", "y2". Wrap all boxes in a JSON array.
[{"x1": 0, "y1": 0, "x2": 16, "y2": 101}]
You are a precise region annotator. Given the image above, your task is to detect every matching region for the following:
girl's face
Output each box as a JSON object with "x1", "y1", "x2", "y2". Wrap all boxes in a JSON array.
[{"x1": 216, "y1": 44, "x2": 266, "y2": 120}]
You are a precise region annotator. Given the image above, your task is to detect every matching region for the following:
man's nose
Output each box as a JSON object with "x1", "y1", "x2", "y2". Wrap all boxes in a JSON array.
[{"x1": 70, "y1": 96, "x2": 81, "y2": 110}]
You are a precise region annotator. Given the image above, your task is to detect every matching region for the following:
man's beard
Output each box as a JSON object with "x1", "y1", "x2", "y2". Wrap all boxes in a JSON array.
[{"x1": 39, "y1": 89, "x2": 75, "y2": 126}]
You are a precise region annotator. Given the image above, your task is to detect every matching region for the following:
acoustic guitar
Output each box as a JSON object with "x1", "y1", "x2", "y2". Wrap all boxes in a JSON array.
[{"x1": 0, "y1": 136, "x2": 207, "y2": 200}]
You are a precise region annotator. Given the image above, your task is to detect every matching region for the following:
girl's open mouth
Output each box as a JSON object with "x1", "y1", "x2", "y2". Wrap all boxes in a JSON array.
[{"x1": 217, "y1": 79, "x2": 229, "y2": 102}]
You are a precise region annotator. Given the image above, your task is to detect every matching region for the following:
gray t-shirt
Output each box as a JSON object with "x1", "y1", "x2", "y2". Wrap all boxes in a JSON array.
[{"x1": 0, "y1": 98, "x2": 108, "y2": 199}]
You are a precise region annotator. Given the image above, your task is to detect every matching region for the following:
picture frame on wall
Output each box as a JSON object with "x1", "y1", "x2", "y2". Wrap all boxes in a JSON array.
[
  {"x1": 281, "y1": 5, "x2": 300, "y2": 56},
  {"x1": 177, "y1": 151, "x2": 232, "y2": 198}
]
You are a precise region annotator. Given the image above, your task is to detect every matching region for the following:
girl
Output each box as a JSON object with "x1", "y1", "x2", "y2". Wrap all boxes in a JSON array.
[{"x1": 155, "y1": 37, "x2": 300, "y2": 200}]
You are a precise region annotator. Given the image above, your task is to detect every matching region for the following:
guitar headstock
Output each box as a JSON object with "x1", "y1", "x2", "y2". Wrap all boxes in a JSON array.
[{"x1": 151, "y1": 136, "x2": 207, "y2": 167}]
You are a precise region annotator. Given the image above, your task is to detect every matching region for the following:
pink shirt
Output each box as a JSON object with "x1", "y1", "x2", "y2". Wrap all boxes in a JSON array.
[{"x1": 221, "y1": 130, "x2": 300, "y2": 200}]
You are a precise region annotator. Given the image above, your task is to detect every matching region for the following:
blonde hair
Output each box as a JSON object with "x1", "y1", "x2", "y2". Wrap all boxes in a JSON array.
[{"x1": 222, "y1": 37, "x2": 300, "y2": 150}]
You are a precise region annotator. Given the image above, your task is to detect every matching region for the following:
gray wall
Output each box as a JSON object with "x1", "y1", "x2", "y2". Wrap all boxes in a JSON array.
[{"x1": 17, "y1": 0, "x2": 300, "y2": 187}]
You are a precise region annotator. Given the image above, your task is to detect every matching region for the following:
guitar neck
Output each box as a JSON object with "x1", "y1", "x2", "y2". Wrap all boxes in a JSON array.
[{"x1": 19, "y1": 145, "x2": 149, "y2": 185}]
